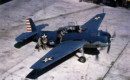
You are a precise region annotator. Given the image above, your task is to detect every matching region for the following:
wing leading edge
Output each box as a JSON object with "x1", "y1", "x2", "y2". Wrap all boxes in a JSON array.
[
  {"x1": 81, "y1": 13, "x2": 106, "y2": 32},
  {"x1": 31, "y1": 41, "x2": 86, "y2": 69}
]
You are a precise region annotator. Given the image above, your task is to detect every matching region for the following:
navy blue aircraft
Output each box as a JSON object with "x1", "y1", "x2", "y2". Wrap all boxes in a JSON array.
[{"x1": 15, "y1": 12, "x2": 114, "y2": 71}]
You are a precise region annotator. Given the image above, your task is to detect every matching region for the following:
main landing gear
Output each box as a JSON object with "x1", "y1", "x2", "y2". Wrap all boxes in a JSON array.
[
  {"x1": 78, "y1": 56, "x2": 86, "y2": 63},
  {"x1": 78, "y1": 47, "x2": 86, "y2": 63}
]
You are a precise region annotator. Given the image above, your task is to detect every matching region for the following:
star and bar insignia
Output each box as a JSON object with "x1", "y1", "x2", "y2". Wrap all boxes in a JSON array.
[
  {"x1": 42, "y1": 57, "x2": 53, "y2": 62},
  {"x1": 95, "y1": 16, "x2": 101, "y2": 20},
  {"x1": 42, "y1": 34, "x2": 47, "y2": 39}
]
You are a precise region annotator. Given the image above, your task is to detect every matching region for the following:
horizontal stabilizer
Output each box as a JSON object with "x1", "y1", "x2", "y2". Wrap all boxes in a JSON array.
[
  {"x1": 15, "y1": 32, "x2": 37, "y2": 42},
  {"x1": 36, "y1": 24, "x2": 48, "y2": 31}
]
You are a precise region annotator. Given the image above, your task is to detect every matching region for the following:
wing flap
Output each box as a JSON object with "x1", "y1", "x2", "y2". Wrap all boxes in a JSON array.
[{"x1": 31, "y1": 41, "x2": 86, "y2": 69}]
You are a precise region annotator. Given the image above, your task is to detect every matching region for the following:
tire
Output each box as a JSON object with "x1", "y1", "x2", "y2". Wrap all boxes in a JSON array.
[{"x1": 78, "y1": 56, "x2": 86, "y2": 63}]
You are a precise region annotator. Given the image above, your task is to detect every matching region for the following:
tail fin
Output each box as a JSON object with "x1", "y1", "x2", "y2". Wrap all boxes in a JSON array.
[
  {"x1": 15, "y1": 18, "x2": 48, "y2": 43},
  {"x1": 26, "y1": 18, "x2": 37, "y2": 32}
]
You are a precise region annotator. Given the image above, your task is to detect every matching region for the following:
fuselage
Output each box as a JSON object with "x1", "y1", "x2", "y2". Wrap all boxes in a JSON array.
[
  {"x1": 62, "y1": 30, "x2": 109, "y2": 48},
  {"x1": 35, "y1": 29, "x2": 110, "y2": 48}
]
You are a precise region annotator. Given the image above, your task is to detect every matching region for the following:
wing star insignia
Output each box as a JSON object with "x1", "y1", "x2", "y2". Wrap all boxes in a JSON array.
[
  {"x1": 42, "y1": 34, "x2": 47, "y2": 39},
  {"x1": 42, "y1": 57, "x2": 53, "y2": 62},
  {"x1": 95, "y1": 16, "x2": 101, "y2": 20}
]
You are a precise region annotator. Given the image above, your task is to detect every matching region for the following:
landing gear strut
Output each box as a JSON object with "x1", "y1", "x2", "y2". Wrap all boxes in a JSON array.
[{"x1": 78, "y1": 47, "x2": 86, "y2": 63}]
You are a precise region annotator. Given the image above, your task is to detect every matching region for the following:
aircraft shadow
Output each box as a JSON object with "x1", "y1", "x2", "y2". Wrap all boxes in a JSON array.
[
  {"x1": 84, "y1": 48, "x2": 99, "y2": 55},
  {"x1": 84, "y1": 48, "x2": 100, "y2": 60},
  {"x1": 14, "y1": 36, "x2": 36, "y2": 48}
]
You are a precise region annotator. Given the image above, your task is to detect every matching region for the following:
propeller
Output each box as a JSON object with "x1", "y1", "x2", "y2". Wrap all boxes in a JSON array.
[
  {"x1": 105, "y1": 26, "x2": 116, "y2": 53},
  {"x1": 107, "y1": 32, "x2": 116, "y2": 53},
  {"x1": 111, "y1": 31, "x2": 116, "y2": 40},
  {"x1": 107, "y1": 34, "x2": 111, "y2": 53}
]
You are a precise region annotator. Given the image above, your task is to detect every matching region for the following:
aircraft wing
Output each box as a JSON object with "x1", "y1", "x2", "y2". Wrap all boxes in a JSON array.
[
  {"x1": 15, "y1": 32, "x2": 37, "y2": 42},
  {"x1": 81, "y1": 13, "x2": 106, "y2": 32},
  {"x1": 31, "y1": 41, "x2": 86, "y2": 69}
]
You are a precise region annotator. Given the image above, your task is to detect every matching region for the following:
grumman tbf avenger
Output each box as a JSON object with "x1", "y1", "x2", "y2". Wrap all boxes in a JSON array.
[{"x1": 15, "y1": 12, "x2": 115, "y2": 78}]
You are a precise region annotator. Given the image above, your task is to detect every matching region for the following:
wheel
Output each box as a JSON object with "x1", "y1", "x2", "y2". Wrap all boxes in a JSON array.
[{"x1": 78, "y1": 56, "x2": 86, "y2": 63}]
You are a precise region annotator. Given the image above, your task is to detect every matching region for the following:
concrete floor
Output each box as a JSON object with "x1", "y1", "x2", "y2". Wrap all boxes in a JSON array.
[{"x1": 0, "y1": 0, "x2": 130, "y2": 80}]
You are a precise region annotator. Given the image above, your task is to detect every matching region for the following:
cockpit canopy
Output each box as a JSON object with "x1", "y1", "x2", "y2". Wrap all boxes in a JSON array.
[{"x1": 58, "y1": 22, "x2": 81, "y2": 33}]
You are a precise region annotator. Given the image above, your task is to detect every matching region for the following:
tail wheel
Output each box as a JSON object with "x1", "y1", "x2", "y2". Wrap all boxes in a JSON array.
[{"x1": 78, "y1": 56, "x2": 86, "y2": 63}]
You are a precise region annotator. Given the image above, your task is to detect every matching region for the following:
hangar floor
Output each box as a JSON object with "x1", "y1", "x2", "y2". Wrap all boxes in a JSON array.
[{"x1": 0, "y1": 0, "x2": 130, "y2": 80}]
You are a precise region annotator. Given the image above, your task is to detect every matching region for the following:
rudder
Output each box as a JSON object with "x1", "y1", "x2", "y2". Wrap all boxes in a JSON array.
[{"x1": 26, "y1": 18, "x2": 37, "y2": 32}]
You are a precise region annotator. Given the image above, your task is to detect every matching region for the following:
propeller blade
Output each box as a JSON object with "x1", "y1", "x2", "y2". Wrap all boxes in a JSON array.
[
  {"x1": 112, "y1": 31, "x2": 116, "y2": 38},
  {"x1": 107, "y1": 33, "x2": 111, "y2": 54},
  {"x1": 107, "y1": 43, "x2": 111, "y2": 53}
]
